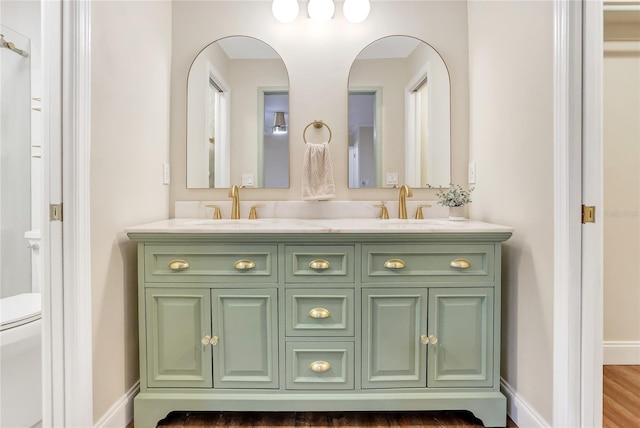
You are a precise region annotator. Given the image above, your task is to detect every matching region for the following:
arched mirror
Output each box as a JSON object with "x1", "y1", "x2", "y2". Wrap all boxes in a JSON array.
[
  {"x1": 187, "y1": 36, "x2": 290, "y2": 188},
  {"x1": 348, "y1": 36, "x2": 451, "y2": 188}
]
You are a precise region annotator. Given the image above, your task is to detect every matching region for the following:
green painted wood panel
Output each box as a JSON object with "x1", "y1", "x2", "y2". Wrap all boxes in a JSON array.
[
  {"x1": 286, "y1": 289, "x2": 354, "y2": 336},
  {"x1": 285, "y1": 341, "x2": 355, "y2": 389},
  {"x1": 211, "y1": 288, "x2": 279, "y2": 388},
  {"x1": 428, "y1": 287, "x2": 494, "y2": 388},
  {"x1": 362, "y1": 289, "x2": 427, "y2": 388},
  {"x1": 144, "y1": 244, "x2": 277, "y2": 283},
  {"x1": 285, "y1": 245, "x2": 355, "y2": 283},
  {"x1": 145, "y1": 288, "x2": 212, "y2": 388},
  {"x1": 362, "y1": 244, "x2": 493, "y2": 284}
]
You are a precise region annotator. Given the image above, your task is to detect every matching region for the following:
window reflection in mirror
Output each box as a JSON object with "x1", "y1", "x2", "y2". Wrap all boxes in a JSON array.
[
  {"x1": 348, "y1": 36, "x2": 451, "y2": 188},
  {"x1": 187, "y1": 36, "x2": 290, "y2": 189}
]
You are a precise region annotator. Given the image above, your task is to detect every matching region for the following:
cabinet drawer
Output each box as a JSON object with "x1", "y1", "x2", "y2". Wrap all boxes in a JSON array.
[
  {"x1": 286, "y1": 289, "x2": 354, "y2": 337},
  {"x1": 285, "y1": 245, "x2": 355, "y2": 284},
  {"x1": 285, "y1": 342, "x2": 354, "y2": 390},
  {"x1": 144, "y1": 244, "x2": 277, "y2": 283},
  {"x1": 363, "y1": 244, "x2": 493, "y2": 283}
]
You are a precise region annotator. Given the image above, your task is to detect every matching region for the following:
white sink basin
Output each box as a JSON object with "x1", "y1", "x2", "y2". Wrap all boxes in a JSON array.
[{"x1": 185, "y1": 219, "x2": 262, "y2": 226}]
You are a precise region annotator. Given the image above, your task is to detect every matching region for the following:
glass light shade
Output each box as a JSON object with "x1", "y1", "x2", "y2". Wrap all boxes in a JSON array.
[
  {"x1": 272, "y1": 112, "x2": 288, "y2": 134},
  {"x1": 343, "y1": 0, "x2": 370, "y2": 23},
  {"x1": 308, "y1": 0, "x2": 335, "y2": 23},
  {"x1": 272, "y1": 0, "x2": 299, "y2": 23}
]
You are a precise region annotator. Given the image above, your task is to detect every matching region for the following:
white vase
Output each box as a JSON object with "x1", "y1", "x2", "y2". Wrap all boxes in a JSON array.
[{"x1": 448, "y1": 205, "x2": 466, "y2": 221}]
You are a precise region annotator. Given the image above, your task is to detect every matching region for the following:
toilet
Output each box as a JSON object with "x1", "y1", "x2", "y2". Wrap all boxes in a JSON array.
[{"x1": 0, "y1": 230, "x2": 43, "y2": 428}]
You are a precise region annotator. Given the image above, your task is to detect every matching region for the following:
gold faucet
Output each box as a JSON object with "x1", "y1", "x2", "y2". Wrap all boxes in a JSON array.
[
  {"x1": 398, "y1": 184, "x2": 413, "y2": 219},
  {"x1": 228, "y1": 185, "x2": 241, "y2": 219}
]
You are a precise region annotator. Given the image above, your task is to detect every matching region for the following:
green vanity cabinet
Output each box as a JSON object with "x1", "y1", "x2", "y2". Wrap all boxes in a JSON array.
[
  {"x1": 128, "y1": 228, "x2": 511, "y2": 428},
  {"x1": 144, "y1": 287, "x2": 278, "y2": 390},
  {"x1": 362, "y1": 289, "x2": 428, "y2": 388},
  {"x1": 145, "y1": 288, "x2": 212, "y2": 388}
]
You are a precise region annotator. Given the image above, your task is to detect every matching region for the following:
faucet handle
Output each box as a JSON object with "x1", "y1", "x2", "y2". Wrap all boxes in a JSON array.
[
  {"x1": 373, "y1": 203, "x2": 389, "y2": 220},
  {"x1": 205, "y1": 204, "x2": 222, "y2": 219},
  {"x1": 414, "y1": 204, "x2": 432, "y2": 219},
  {"x1": 249, "y1": 204, "x2": 265, "y2": 220}
]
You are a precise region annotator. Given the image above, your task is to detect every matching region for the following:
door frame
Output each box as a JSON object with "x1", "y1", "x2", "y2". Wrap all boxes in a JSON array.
[
  {"x1": 553, "y1": 0, "x2": 603, "y2": 426},
  {"x1": 42, "y1": 0, "x2": 93, "y2": 426}
]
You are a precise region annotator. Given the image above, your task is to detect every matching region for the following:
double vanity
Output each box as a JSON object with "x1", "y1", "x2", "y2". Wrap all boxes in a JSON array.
[{"x1": 127, "y1": 212, "x2": 512, "y2": 427}]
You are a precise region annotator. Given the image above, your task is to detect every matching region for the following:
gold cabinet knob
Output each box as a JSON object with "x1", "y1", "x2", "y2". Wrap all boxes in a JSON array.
[
  {"x1": 234, "y1": 260, "x2": 256, "y2": 271},
  {"x1": 450, "y1": 258, "x2": 471, "y2": 269},
  {"x1": 201, "y1": 335, "x2": 219, "y2": 345},
  {"x1": 384, "y1": 258, "x2": 406, "y2": 269},
  {"x1": 309, "y1": 259, "x2": 330, "y2": 270},
  {"x1": 309, "y1": 361, "x2": 331, "y2": 373},
  {"x1": 308, "y1": 308, "x2": 331, "y2": 319},
  {"x1": 168, "y1": 259, "x2": 190, "y2": 271},
  {"x1": 420, "y1": 334, "x2": 438, "y2": 345}
]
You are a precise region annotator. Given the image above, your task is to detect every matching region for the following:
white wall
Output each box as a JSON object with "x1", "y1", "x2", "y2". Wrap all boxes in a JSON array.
[
  {"x1": 90, "y1": 0, "x2": 171, "y2": 422},
  {"x1": 170, "y1": 0, "x2": 470, "y2": 212},
  {"x1": 467, "y1": 0, "x2": 554, "y2": 424},
  {"x1": 603, "y1": 17, "x2": 640, "y2": 363}
]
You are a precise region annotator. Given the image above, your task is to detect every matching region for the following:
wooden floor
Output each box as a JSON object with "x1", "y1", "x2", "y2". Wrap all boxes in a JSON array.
[
  {"x1": 603, "y1": 365, "x2": 640, "y2": 427},
  {"x1": 153, "y1": 411, "x2": 517, "y2": 427}
]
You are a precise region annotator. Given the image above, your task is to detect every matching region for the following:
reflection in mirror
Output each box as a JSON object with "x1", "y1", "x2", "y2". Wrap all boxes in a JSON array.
[
  {"x1": 348, "y1": 36, "x2": 451, "y2": 188},
  {"x1": 187, "y1": 36, "x2": 290, "y2": 188}
]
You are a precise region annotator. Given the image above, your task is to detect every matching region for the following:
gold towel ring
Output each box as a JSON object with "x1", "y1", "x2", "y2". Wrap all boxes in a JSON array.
[{"x1": 303, "y1": 120, "x2": 332, "y2": 144}]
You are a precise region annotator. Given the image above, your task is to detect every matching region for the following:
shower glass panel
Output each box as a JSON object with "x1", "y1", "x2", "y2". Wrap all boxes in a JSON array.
[{"x1": 0, "y1": 25, "x2": 31, "y2": 298}]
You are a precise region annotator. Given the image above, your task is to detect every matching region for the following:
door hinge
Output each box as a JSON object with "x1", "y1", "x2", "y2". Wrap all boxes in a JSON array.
[
  {"x1": 50, "y1": 203, "x2": 63, "y2": 222},
  {"x1": 582, "y1": 205, "x2": 596, "y2": 224}
]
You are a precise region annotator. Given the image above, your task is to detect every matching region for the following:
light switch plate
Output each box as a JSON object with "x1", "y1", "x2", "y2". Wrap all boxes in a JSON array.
[
  {"x1": 386, "y1": 172, "x2": 399, "y2": 185},
  {"x1": 242, "y1": 173, "x2": 255, "y2": 187},
  {"x1": 163, "y1": 163, "x2": 170, "y2": 184},
  {"x1": 468, "y1": 162, "x2": 476, "y2": 184}
]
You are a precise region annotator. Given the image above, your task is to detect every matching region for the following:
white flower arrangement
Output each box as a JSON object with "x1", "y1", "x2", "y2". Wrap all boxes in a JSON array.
[{"x1": 428, "y1": 184, "x2": 475, "y2": 207}]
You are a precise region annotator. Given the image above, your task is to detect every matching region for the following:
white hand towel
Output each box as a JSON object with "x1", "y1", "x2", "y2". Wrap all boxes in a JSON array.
[{"x1": 302, "y1": 142, "x2": 335, "y2": 201}]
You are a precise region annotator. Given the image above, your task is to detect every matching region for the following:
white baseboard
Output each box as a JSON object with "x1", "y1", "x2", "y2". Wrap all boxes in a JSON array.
[
  {"x1": 501, "y1": 378, "x2": 550, "y2": 428},
  {"x1": 603, "y1": 341, "x2": 640, "y2": 365},
  {"x1": 94, "y1": 380, "x2": 139, "y2": 428}
]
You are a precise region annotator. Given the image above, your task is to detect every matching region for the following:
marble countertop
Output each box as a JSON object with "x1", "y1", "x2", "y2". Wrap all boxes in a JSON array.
[{"x1": 125, "y1": 217, "x2": 514, "y2": 234}]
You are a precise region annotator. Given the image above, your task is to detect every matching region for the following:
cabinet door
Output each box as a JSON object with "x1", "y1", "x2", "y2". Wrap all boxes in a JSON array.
[
  {"x1": 362, "y1": 288, "x2": 427, "y2": 388},
  {"x1": 211, "y1": 288, "x2": 279, "y2": 388},
  {"x1": 145, "y1": 288, "x2": 212, "y2": 388},
  {"x1": 427, "y1": 287, "x2": 494, "y2": 388}
]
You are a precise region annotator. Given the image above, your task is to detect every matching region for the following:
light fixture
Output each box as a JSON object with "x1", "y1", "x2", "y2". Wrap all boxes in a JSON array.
[
  {"x1": 272, "y1": 112, "x2": 288, "y2": 134},
  {"x1": 343, "y1": 0, "x2": 370, "y2": 23},
  {"x1": 272, "y1": 0, "x2": 299, "y2": 23},
  {"x1": 307, "y1": 0, "x2": 335, "y2": 23}
]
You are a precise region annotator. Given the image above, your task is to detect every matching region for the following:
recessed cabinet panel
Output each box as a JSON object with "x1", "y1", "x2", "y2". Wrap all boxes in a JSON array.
[
  {"x1": 362, "y1": 289, "x2": 427, "y2": 388},
  {"x1": 145, "y1": 288, "x2": 212, "y2": 388},
  {"x1": 363, "y1": 244, "x2": 493, "y2": 284},
  {"x1": 286, "y1": 289, "x2": 354, "y2": 336},
  {"x1": 285, "y1": 342, "x2": 354, "y2": 389},
  {"x1": 428, "y1": 288, "x2": 494, "y2": 388},
  {"x1": 145, "y1": 244, "x2": 277, "y2": 283},
  {"x1": 285, "y1": 245, "x2": 355, "y2": 284},
  {"x1": 211, "y1": 289, "x2": 279, "y2": 388}
]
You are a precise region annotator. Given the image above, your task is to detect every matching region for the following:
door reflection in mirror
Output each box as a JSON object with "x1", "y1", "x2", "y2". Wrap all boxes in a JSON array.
[
  {"x1": 348, "y1": 36, "x2": 451, "y2": 189},
  {"x1": 348, "y1": 91, "x2": 380, "y2": 188},
  {"x1": 187, "y1": 36, "x2": 290, "y2": 189}
]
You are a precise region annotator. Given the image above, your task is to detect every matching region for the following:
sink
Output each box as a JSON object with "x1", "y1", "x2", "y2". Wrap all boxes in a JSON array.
[
  {"x1": 185, "y1": 219, "x2": 262, "y2": 226},
  {"x1": 379, "y1": 219, "x2": 450, "y2": 224}
]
